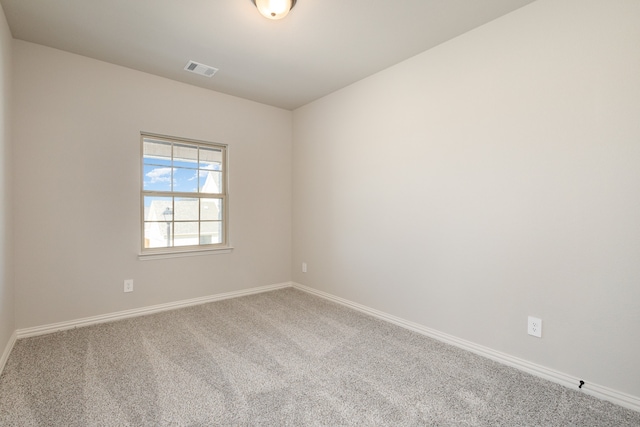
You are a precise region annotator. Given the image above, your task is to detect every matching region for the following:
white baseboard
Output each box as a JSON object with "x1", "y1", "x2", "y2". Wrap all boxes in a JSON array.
[
  {"x1": 292, "y1": 282, "x2": 640, "y2": 413},
  {"x1": 0, "y1": 330, "x2": 17, "y2": 376},
  {"x1": 16, "y1": 282, "x2": 293, "y2": 339}
]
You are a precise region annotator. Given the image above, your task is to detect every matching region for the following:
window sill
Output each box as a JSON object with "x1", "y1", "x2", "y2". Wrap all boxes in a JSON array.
[{"x1": 138, "y1": 246, "x2": 234, "y2": 261}]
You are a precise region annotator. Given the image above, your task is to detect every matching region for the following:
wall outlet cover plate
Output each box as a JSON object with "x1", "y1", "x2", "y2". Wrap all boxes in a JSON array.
[{"x1": 528, "y1": 316, "x2": 542, "y2": 337}]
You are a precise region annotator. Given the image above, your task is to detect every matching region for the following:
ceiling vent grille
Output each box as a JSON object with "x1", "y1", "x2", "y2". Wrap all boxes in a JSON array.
[{"x1": 184, "y1": 60, "x2": 218, "y2": 78}]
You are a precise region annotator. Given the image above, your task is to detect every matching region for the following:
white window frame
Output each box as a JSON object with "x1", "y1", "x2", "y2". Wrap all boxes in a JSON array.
[{"x1": 139, "y1": 132, "x2": 231, "y2": 259}]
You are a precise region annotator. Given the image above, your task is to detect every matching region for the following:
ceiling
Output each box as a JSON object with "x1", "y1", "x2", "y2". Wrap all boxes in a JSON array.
[{"x1": 1, "y1": 0, "x2": 537, "y2": 110}]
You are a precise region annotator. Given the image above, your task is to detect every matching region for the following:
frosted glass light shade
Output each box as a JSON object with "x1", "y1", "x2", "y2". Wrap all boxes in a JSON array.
[{"x1": 253, "y1": 0, "x2": 295, "y2": 20}]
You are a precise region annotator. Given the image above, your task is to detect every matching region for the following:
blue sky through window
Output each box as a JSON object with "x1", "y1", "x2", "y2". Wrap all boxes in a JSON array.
[{"x1": 143, "y1": 139, "x2": 222, "y2": 207}]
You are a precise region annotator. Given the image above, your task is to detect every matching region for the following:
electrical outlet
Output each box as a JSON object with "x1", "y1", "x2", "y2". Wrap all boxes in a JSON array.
[
  {"x1": 302, "y1": 262, "x2": 307, "y2": 273},
  {"x1": 124, "y1": 279, "x2": 134, "y2": 293},
  {"x1": 528, "y1": 316, "x2": 542, "y2": 337}
]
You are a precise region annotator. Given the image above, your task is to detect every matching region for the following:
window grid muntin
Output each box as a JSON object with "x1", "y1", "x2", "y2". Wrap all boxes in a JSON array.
[
  {"x1": 141, "y1": 133, "x2": 227, "y2": 252},
  {"x1": 142, "y1": 195, "x2": 225, "y2": 246}
]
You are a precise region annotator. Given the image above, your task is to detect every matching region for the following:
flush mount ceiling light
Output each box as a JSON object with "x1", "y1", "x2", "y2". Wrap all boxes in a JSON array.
[{"x1": 251, "y1": 0, "x2": 297, "y2": 20}]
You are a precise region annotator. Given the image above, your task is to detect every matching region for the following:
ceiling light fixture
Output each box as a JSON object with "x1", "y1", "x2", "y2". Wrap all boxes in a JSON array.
[{"x1": 251, "y1": 0, "x2": 297, "y2": 20}]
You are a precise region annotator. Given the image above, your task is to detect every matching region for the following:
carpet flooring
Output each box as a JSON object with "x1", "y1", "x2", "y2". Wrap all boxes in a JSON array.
[{"x1": 0, "y1": 288, "x2": 638, "y2": 426}]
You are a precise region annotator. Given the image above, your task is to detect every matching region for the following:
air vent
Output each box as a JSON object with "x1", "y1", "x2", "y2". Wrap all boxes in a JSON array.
[{"x1": 183, "y1": 60, "x2": 218, "y2": 78}]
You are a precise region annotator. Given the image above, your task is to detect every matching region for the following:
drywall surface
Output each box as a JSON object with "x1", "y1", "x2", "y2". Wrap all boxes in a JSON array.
[
  {"x1": 13, "y1": 41, "x2": 292, "y2": 328},
  {"x1": 293, "y1": 0, "x2": 640, "y2": 397},
  {"x1": 0, "y1": 4, "x2": 14, "y2": 357}
]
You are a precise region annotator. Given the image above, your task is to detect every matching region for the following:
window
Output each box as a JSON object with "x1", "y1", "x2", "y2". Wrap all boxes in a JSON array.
[{"x1": 141, "y1": 133, "x2": 228, "y2": 255}]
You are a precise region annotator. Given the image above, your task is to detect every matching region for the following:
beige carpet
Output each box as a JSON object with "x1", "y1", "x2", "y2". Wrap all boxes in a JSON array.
[{"x1": 0, "y1": 288, "x2": 638, "y2": 426}]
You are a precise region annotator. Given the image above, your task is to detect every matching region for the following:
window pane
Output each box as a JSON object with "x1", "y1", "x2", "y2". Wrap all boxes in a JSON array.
[
  {"x1": 174, "y1": 198, "x2": 198, "y2": 221},
  {"x1": 143, "y1": 139, "x2": 172, "y2": 167},
  {"x1": 201, "y1": 198, "x2": 222, "y2": 221},
  {"x1": 144, "y1": 221, "x2": 172, "y2": 248},
  {"x1": 173, "y1": 143, "x2": 198, "y2": 168},
  {"x1": 143, "y1": 165, "x2": 173, "y2": 191},
  {"x1": 174, "y1": 222, "x2": 199, "y2": 247},
  {"x1": 141, "y1": 135, "x2": 226, "y2": 253},
  {"x1": 143, "y1": 196, "x2": 173, "y2": 221},
  {"x1": 173, "y1": 167, "x2": 198, "y2": 192},
  {"x1": 200, "y1": 221, "x2": 222, "y2": 245},
  {"x1": 200, "y1": 147, "x2": 222, "y2": 170},
  {"x1": 199, "y1": 171, "x2": 222, "y2": 193}
]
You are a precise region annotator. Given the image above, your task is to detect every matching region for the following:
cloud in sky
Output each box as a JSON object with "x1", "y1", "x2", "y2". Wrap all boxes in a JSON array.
[
  {"x1": 201, "y1": 163, "x2": 221, "y2": 171},
  {"x1": 146, "y1": 167, "x2": 172, "y2": 183}
]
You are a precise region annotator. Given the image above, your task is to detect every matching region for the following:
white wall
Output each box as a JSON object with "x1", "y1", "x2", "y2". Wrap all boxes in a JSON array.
[
  {"x1": 13, "y1": 41, "x2": 292, "y2": 329},
  {"x1": 293, "y1": 0, "x2": 640, "y2": 398},
  {"x1": 0, "y1": 5, "x2": 14, "y2": 357}
]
